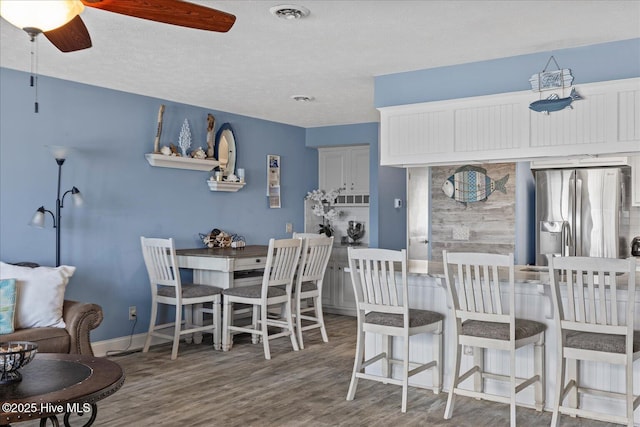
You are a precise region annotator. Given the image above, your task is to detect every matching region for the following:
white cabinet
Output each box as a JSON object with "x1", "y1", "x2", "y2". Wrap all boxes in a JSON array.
[
  {"x1": 318, "y1": 149, "x2": 346, "y2": 193},
  {"x1": 321, "y1": 251, "x2": 356, "y2": 316},
  {"x1": 632, "y1": 156, "x2": 640, "y2": 207},
  {"x1": 319, "y1": 146, "x2": 369, "y2": 195},
  {"x1": 378, "y1": 77, "x2": 640, "y2": 166}
]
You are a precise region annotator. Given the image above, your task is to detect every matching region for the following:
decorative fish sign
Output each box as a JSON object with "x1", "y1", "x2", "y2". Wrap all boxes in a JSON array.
[
  {"x1": 529, "y1": 68, "x2": 573, "y2": 92},
  {"x1": 529, "y1": 88, "x2": 583, "y2": 114},
  {"x1": 442, "y1": 165, "x2": 509, "y2": 203}
]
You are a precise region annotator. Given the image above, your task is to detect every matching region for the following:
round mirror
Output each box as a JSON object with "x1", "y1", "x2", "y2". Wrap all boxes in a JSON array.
[{"x1": 214, "y1": 123, "x2": 236, "y2": 177}]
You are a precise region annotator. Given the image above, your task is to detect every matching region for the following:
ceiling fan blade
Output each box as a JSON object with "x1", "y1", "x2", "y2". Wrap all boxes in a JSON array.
[
  {"x1": 82, "y1": 0, "x2": 236, "y2": 33},
  {"x1": 44, "y1": 15, "x2": 92, "y2": 52}
]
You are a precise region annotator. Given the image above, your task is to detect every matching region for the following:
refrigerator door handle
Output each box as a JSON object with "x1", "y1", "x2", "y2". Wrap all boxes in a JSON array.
[
  {"x1": 575, "y1": 178, "x2": 582, "y2": 256},
  {"x1": 568, "y1": 175, "x2": 575, "y2": 257},
  {"x1": 561, "y1": 221, "x2": 573, "y2": 256}
]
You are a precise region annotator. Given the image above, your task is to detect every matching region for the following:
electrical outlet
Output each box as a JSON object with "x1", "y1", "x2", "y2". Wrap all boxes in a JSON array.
[
  {"x1": 285, "y1": 222, "x2": 293, "y2": 233},
  {"x1": 129, "y1": 306, "x2": 137, "y2": 320},
  {"x1": 463, "y1": 345, "x2": 474, "y2": 356},
  {"x1": 453, "y1": 226, "x2": 470, "y2": 241}
]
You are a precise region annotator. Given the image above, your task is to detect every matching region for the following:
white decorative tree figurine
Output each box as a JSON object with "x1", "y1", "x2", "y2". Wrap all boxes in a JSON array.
[{"x1": 178, "y1": 119, "x2": 192, "y2": 157}]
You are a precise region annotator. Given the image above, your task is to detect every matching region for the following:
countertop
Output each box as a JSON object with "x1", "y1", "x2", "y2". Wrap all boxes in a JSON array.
[
  {"x1": 408, "y1": 260, "x2": 547, "y2": 283},
  {"x1": 407, "y1": 259, "x2": 639, "y2": 286}
]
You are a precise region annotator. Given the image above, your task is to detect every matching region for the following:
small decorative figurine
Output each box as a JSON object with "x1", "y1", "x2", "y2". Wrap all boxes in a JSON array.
[
  {"x1": 178, "y1": 119, "x2": 192, "y2": 157},
  {"x1": 206, "y1": 113, "x2": 215, "y2": 158},
  {"x1": 153, "y1": 104, "x2": 165, "y2": 153},
  {"x1": 192, "y1": 147, "x2": 206, "y2": 159}
]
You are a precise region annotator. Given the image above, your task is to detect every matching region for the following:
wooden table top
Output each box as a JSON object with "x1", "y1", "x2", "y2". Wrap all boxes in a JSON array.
[
  {"x1": 0, "y1": 354, "x2": 125, "y2": 425},
  {"x1": 176, "y1": 245, "x2": 268, "y2": 259}
]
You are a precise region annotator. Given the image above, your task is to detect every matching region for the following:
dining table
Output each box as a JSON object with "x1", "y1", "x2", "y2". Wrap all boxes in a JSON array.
[
  {"x1": 175, "y1": 245, "x2": 269, "y2": 349},
  {"x1": 175, "y1": 245, "x2": 269, "y2": 289}
]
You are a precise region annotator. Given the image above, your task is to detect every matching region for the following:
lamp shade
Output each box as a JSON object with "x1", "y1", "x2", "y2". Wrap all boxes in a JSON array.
[
  {"x1": 0, "y1": 0, "x2": 84, "y2": 32},
  {"x1": 47, "y1": 145, "x2": 71, "y2": 160},
  {"x1": 71, "y1": 187, "x2": 84, "y2": 207},
  {"x1": 29, "y1": 206, "x2": 46, "y2": 228}
]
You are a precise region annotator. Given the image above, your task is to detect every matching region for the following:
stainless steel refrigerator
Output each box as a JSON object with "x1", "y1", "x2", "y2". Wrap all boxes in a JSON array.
[{"x1": 535, "y1": 167, "x2": 631, "y2": 265}]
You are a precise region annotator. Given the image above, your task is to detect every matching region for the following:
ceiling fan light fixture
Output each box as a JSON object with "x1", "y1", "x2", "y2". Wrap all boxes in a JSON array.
[
  {"x1": 0, "y1": 0, "x2": 84, "y2": 33},
  {"x1": 269, "y1": 5, "x2": 310, "y2": 20}
]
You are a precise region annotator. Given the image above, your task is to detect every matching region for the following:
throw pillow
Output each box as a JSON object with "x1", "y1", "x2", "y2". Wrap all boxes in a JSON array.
[
  {"x1": 0, "y1": 278, "x2": 17, "y2": 334},
  {"x1": 0, "y1": 262, "x2": 76, "y2": 329}
]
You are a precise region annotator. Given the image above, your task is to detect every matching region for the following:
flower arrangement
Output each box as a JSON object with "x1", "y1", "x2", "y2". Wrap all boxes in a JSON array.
[{"x1": 305, "y1": 188, "x2": 341, "y2": 237}]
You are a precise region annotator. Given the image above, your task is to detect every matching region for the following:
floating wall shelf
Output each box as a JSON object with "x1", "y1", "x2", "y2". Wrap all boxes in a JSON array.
[
  {"x1": 145, "y1": 153, "x2": 220, "y2": 171},
  {"x1": 207, "y1": 180, "x2": 246, "y2": 192}
]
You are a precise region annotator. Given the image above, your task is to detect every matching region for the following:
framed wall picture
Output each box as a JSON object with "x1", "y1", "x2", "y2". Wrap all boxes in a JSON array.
[{"x1": 267, "y1": 154, "x2": 281, "y2": 208}]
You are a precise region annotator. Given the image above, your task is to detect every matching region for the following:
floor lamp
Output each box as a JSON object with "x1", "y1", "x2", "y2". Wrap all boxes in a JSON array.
[{"x1": 29, "y1": 150, "x2": 83, "y2": 267}]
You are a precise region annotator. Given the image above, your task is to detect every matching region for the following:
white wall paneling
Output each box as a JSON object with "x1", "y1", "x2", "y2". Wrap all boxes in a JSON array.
[{"x1": 379, "y1": 78, "x2": 640, "y2": 167}]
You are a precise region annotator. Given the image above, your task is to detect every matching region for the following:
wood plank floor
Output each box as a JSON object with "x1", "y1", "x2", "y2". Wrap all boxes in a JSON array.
[{"x1": 21, "y1": 314, "x2": 618, "y2": 426}]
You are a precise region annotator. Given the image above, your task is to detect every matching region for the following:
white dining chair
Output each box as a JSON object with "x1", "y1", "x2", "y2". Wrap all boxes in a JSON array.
[
  {"x1": 222, "y1": 238, "x2": 302, "y2": 359},
  {"x1": 549, "y1": 256, "x2": 638, "y2": 427},
  {"x1": 346, "y1": 247, "x2": 444, "y2": 413},
  {"x1": 140, "y1": 236, "x2": 222, "y2": 360},
  {"x1": 292, "y1": 233, "x2": 334, "y2": 349},
  {"x1": 442, "y1": 251, "x2": 545, "y2": 426}
]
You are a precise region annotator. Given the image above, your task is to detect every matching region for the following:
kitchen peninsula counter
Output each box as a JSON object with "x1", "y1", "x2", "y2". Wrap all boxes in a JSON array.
[
  {"x1": 406, "y1": 259, "x2": 639, "y2": 287},
  {"x1": 365, "y1": 258, "x2": 639, "y2": 422}
]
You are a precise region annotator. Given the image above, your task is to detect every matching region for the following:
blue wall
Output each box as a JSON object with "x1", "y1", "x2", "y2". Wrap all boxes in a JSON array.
[
  {"x1": 375, "y1": 38, "x2": 640, "y2": 107},
  {"x1": 0, "y1": 68, "x2": 316, "y2": 341}
]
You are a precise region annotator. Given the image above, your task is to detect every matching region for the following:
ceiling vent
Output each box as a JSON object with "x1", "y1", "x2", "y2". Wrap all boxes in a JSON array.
[
  {"x1": 269, "y1": 5, "x2": 310, "y2": 20},
  {"x1": 291, "y1": 95, "x2": 314, "y2": 102}
]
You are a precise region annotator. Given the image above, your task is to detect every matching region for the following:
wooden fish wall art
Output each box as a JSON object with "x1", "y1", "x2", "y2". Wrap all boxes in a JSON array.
[
  {"x1": 442, "y1": 165, "x2": 509, "y2": 204},
  {"x1": 528, "y1": 56, "x2": 583, "y2": 114}
]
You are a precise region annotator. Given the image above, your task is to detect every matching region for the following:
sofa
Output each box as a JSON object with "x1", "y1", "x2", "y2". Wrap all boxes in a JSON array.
[
  {"x1": 0, "y1": 262, "x2": 104, "y2": 356},
  {"x1": 1, "y1": 299, "x2": 103, "y2": 355}
]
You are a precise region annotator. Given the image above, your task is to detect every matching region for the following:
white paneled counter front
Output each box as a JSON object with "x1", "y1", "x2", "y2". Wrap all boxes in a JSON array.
[{"x1": 364, "y1": 261, "x2": 640, "y2": 421}]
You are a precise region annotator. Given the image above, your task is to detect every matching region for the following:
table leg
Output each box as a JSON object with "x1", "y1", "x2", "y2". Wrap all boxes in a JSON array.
[
  {"x1": 186, "y1": 304, "x2": 204, "y2": 344},
  {"x1": 39, "y1": 416, "x2": 59, "y2": 427},
  {"x1": 63, "y1": 403, "x2": 97, "y2": 427},
  {"x1": 184, "y1": 305, "x2": 194, "y2": 344}
]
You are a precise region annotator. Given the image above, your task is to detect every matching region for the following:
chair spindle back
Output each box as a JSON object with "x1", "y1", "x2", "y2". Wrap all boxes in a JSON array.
[
  {"x1": 348, "y1": 248, "x2": 407, "y2": 315},
  {"x1": 549, "y1": 256, "x2": 636, "y2": 333},
  {"x1": 140, "y1": 237, "x2": 180, "y2": 290},
  {"x1": 443, "y1": 251, "x2": 514, "y2": 324}
]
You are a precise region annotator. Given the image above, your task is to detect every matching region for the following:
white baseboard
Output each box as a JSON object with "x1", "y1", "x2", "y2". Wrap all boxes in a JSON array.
[
  {"x1": 91, "y1": 332, "x2": 148, "y2": 357},
  {"x1": 91, "y1": 322, "x2": 178, "y2": 357}
]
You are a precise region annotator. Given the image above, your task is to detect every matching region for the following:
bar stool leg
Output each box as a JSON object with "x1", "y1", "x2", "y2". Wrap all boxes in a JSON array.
[
  {"x1": 567, "y1": 358, "x2": 578, "y2": 415},
  {"x1": 534, "y1": 334, "x2": 545, "y2": 411},
  {"x1": 444, "y1": 342, "x2": 461, "y2": 419},
  {"x1": 473, "y1": 347, "x2": 484, "y2": 393},
  {"x1": 432, "y1": 323, "x2": 442, "y2": 394}
]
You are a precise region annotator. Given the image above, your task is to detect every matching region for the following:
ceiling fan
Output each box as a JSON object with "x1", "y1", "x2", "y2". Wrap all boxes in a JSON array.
[{"x1": 0, "y1": 0, "x2": 236, "y2": 52}]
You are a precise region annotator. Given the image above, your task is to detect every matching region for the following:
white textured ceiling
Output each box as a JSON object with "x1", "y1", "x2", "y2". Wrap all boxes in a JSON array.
[{"x1": 1, "y1": 1, "x2": 639, "y2": 128}]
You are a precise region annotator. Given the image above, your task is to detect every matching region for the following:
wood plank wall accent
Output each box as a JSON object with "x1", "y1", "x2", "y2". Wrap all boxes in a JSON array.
[{"x1": 430, "y1": 162, "x2": 516, "y2": 261}]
